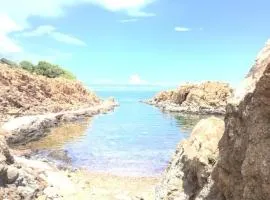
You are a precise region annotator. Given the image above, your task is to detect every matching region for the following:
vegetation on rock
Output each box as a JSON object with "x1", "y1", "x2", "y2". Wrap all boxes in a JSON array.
[
  {"x1": 1, "y1": 58, "x2": 76, "y2": 80},
  {"x1": 0, "y1": 63, "x2": 100, "y2": 122},
  {"x1": 20, "y1": 60, "x2": 76, "y2": 80}
]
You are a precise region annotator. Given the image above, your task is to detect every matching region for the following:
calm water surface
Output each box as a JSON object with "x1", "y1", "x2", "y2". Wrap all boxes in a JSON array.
[{"x1": 31, "y1": 91, "x2": 205, "y2": 176}]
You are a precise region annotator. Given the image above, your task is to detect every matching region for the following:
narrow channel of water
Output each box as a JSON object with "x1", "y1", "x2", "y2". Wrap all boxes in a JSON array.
[{"x1": 27, "y1": 91, "x2": 206, "y2": 176}]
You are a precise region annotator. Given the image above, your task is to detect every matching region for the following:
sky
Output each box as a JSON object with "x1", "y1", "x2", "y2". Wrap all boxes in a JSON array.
[{"x1": 0, "y1": 0, "x2": 270, "y2": 89}]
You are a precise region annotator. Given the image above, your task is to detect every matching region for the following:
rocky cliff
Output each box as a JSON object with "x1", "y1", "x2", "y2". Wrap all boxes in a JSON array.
[
  {"x1": 0, "y1": 63, "x2": 101, "y2": 122},
  {"x1": 156, "y1": 40, "x2": 270, "y2": 200},
  {"x1": 145, "y1": 82, "x2": 233, "y2": 115},
  {"x1": 211, "y1": 40, "x2": 270, "y2": 200}
]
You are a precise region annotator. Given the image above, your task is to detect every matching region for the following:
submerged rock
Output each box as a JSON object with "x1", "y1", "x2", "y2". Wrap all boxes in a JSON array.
[
  {"x1": 156, "y1": 117, "x2": 224, "y2": 200},
  {"x1": 145, "y1": 82, "x2": 233, "y2": 115},
  {"x1": 48, "y1": 149, "x2": 72, "y2": 164}
]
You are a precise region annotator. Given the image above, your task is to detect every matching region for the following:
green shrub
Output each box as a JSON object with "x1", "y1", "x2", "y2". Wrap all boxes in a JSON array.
[
  {"x1": 18, "y1": 60, "x2": 76, "y2": 80},
  {"x1": 1, "y1": 58, "x2": 18, "y2": 67},
  {"x1": 34, "y1": 61, "x2": 64, "y2": 78},
  {"x1": 20, "y1": 60, "x2": 35, "y2": 72}
]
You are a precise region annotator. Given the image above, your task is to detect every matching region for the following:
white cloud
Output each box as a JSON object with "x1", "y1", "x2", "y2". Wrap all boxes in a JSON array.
[
  {"x1": 0, "y1": 0, "x2": 156, "y2": 55},
  {"x1": 0, "y1": 14, "x2": 22, "y2": 54},
  {"x1": 20, "y1": 25, "x2": 86, "y2": 46},
  {"x1": 174, "y1": 27, "x2": 191, "y2": 32},
  {"x1": 0, "y1": 0, "x2": 156, "y2": 28},
  {"x1": 51, "y1": 32, "x2": 86, "y2": 46},
  {"x1": 129, "y1": 74, "x2": 148, "y2": 85},
  {"x1": 119, "y1": 18, "x2": 138, "y2": 23}
]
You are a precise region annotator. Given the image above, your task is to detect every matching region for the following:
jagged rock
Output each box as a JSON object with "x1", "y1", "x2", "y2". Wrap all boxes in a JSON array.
[
  {"x1": 145, "y1": 82, "x2": 233, "y2": 115},
  {"x1": 0, "y1": 63, "x2": 101, "y2": 122},
  {"x1": 157, "y1": 40, "x2": 270, "y2": 200},
  {"x1": 211, "y1": 40, "x2": 270, "y2": 199},
  {"x1": 156, "y1": 117, "x2": 224, "y2": 200}
]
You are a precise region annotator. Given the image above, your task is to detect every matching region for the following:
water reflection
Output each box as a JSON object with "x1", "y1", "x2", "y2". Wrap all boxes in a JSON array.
[{"x1": 25, "y1": 119, "x2": 91, "y2": 150}]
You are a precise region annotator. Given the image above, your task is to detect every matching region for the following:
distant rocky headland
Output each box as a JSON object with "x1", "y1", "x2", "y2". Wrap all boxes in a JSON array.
[{"x1": 144, "y1": 81, "x2": 233, "y2": 115}]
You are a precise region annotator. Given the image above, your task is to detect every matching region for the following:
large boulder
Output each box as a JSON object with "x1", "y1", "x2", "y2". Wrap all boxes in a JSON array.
[
  {"x1": 156, "y1": 117, "x2": 224, "y2": 200},
  {"x1": 212, "y1": 40, "x2": 270, "y2": 199}
]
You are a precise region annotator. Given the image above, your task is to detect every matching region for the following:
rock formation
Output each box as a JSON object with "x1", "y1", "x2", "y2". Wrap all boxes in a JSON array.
[
  {"x1": 0, "y1": 135, "x2": 46, "y2": 199},
  {"x1": 156, "y1": 40, "x2": 270, "y2": 200},
  {"x1": 156, "y1": 117, "x2": 225, "y2": 200},
  {"x1": 211, "y1": 40, "x2": 270, "y2": 200},
  {"x1": 2, "y1": 100, "x2": 117, "y2": 146},
  {"x1": 0, "y1": 63, "x2": 101, "y2": 122},
  {"x1": 145, "y1": 82, "x2": 233, "y2": 115}
]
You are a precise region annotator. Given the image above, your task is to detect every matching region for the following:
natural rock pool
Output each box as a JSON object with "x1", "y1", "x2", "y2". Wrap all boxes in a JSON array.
[{"x1": 25, "y1": 91, "x2": 206, "y2": 177}]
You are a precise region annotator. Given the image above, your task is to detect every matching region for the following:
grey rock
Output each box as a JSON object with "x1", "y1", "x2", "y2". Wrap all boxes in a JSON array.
[
  {"x1": 6, "y1": 166, "x2": 19, "y2": 184},
  {"x1": 48, "y1": 149, "x2": 71, "y2": 163}
]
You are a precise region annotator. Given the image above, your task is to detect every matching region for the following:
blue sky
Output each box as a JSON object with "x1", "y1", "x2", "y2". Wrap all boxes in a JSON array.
[{"x1": 0, "y1": 0, "x2": 269, "y2": 88}]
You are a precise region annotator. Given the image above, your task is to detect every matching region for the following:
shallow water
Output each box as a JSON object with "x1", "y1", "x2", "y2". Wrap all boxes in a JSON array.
[{"x1": 28, "y1": 91, "x2": 206, "y2": 177}]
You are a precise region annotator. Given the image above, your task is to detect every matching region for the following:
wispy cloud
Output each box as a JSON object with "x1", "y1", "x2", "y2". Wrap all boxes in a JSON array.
[
  {"x1": 20, "y1": 25, "x2": 86, "y2": 46},
  {"x1": 119, "y1": 18, "x2": 138, "y2": 23},
  {"x1": 127, "y1": 10, "x2": 156, "y2": 17},
  {"x1": 0, "y1": 0, "x2": 157, "y2": 28},
  {"x1": 0, "y1": 0, "x2": 156, "y2": 54},
  {"x1": 174, "y1": 27, "x2": 191, "y2": 32}
]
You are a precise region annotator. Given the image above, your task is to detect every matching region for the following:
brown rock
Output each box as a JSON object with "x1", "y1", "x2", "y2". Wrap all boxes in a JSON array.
[
  {"x1": 0, "y1": 63, "x2": 101, "y2": 123},
  {"x1": 212, "y1": 40, "x2": 270, "y2": 200},
  {"x1": 147, "y1": 82, "x2": 233, "y2": 115},
  {"x1": 156, "y1": 117, "x2": 224, "y2": 200}
]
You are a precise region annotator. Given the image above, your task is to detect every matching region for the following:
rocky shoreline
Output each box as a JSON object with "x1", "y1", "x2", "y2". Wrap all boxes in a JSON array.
[
  {"x1": 155, "y1": 40, "x2": 270, "y2": 200},
  {"x1": 0, "y1": 99, "x2": 119, "y2": 199},
  {"x1": 1, "y1": 99, "x2": 118, "y2": 146},
  {"x1": 143, "y1": 81, "x2": 233, "y2": 115}
]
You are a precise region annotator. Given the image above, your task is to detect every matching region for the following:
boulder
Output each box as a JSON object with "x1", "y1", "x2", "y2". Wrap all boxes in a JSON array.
[{"x1": 156, "y1": 117, "x2": 224, "y2": 200}]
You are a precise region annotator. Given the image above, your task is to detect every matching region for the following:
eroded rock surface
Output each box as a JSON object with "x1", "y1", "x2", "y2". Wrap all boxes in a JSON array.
[
  {"x1": 145, "y1": 82, "x2": 233, "y2": 115},
  {"x1": 156, "y1": 117, "x2": 224, "y2": 200},
  {"x1": 211, "y1": 40, "x2": 270, "y2": 200},
  {"x1": 157, "y1": 40, "x2": 270, "y2": 200},
  {"x1": 0, "y1": 63, "x2": 101, "y2": 123},
  {"x1": 0, "y1": 136, "x2": 46, "y2": 199}
]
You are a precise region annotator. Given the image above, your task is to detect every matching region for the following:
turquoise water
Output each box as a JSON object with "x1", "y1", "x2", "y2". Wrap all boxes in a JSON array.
[{"x1": 60, "y1": 91, "x2": 204, "y2": 177}]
